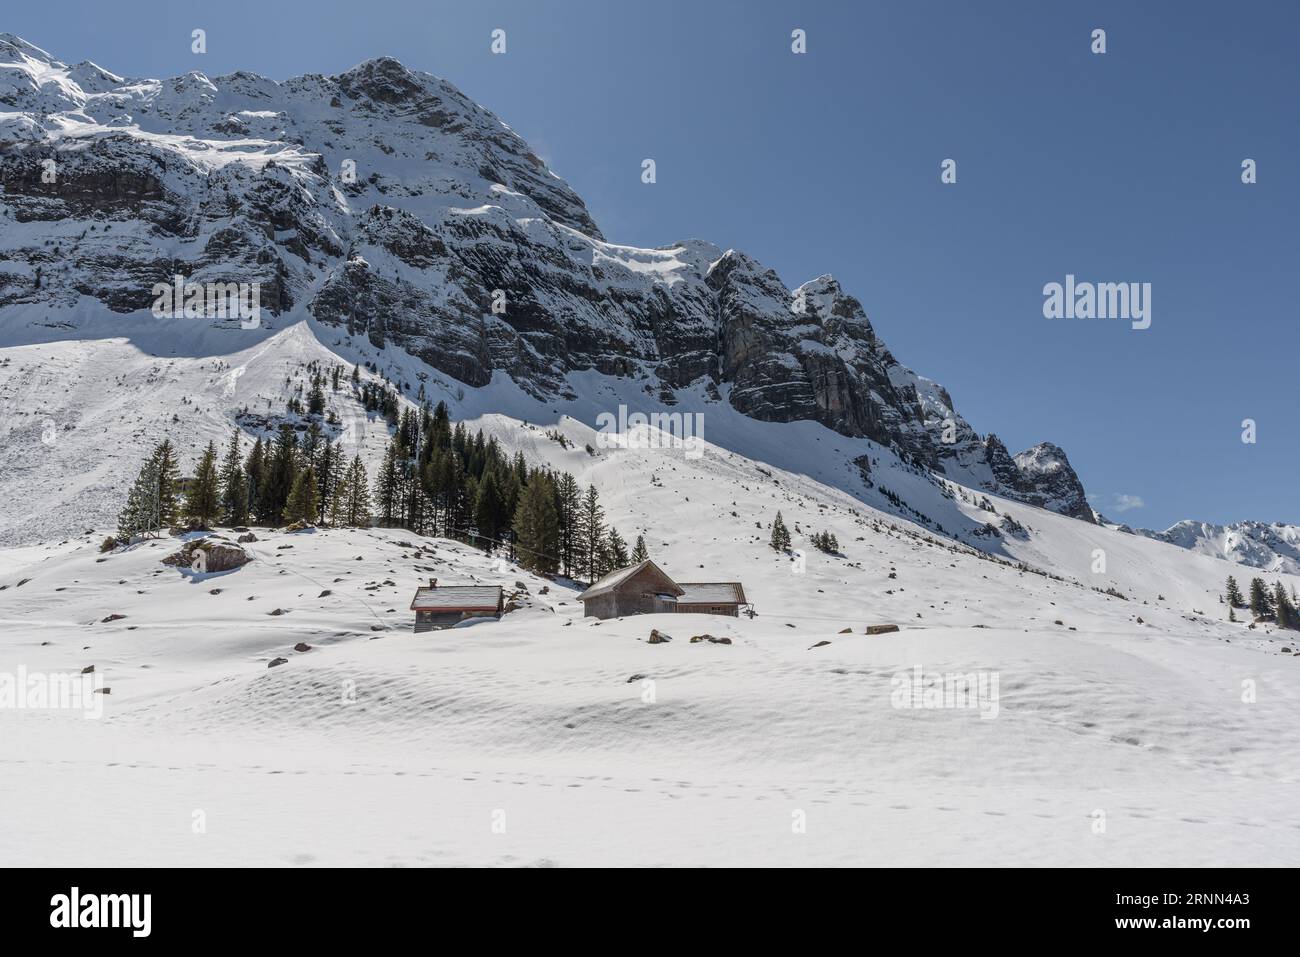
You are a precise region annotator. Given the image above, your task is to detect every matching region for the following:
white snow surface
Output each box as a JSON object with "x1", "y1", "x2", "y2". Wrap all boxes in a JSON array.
[{"x1": 2, "y1": 319, "x2": 1299, "y2": 867}]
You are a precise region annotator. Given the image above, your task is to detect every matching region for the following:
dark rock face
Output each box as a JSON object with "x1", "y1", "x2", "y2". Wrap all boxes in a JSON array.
[
  {"x1": 0, "y1": 34, "x2": 1096, "y2": 522},
  {"x1": 1008, "y1": 442, "x2": 1094, "y2": 523}
]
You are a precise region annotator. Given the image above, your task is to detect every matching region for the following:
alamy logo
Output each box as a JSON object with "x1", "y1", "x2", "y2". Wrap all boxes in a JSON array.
[
  {"x1": 50, "y1": 887, "x2": 151, "y2": 937},
  {"x1": 0, "y1": 666, "x2": 104, "y2": 719},
  {"x1": 595, "y1": 405, "x2": 705, "y2": 459},
  {"x1": 150, "y1": 274, "x2": 261, "y2": 329},
  {"x1": 890, "y1": 664, "x2": 1000, "y2": 719},
  {"x1": 1042, "y1": 274, "x2": 1151, "y2": 330}
]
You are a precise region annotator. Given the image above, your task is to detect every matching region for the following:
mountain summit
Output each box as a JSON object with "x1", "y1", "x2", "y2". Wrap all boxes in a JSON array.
[{"x1": 0, "y1": 36, "x2": 1091, "y2": 519}]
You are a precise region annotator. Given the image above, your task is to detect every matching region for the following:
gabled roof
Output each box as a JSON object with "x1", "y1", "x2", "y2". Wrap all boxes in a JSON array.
[
  {"x1": 577, "y1": 560, "x2": 682, "y2": 601},
  {"x1": 675, "y1": 582, "x2": 748, "y2": 605},
  {"x1": 410, "y1": 584, "x2": 503, "y2": 611}
]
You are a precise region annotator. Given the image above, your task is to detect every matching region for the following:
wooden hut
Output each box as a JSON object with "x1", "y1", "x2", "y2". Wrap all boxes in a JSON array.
[
  {"x1": 577, "y1": 561, "x2": 748, "y2": 619},
  {"x1": 577, "y1": 560, "x2": 682, "y2": 619},
  {"x1": 409, "y1": 579, "x2": 504, "y2": 632}
]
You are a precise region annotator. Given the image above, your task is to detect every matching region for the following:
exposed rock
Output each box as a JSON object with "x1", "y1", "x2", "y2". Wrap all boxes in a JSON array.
[
  {"x1": 864, "y1": 624, "x2": 899, "y2": 635},
  {"x1": 293, "y1": 642, "x2": 312, "y2": 652},
  {"x1": 162, "y1": 538, "x2": 251, "y2": 573},
  {"x1": 267, "y1": 657, "x2": 288, "y2": 668},
  {"x1": 809, "y1": 640, "x2": 831, "y2": 649},
  {"x1": 237, "y1": 532, "x2": 258, "y2": 543},
  {"x1": 100, "y1": 614, "x2": 125, "y2": 623},
  {"x1": 647, "y1": 629, "x2": 672, "y2": 644},
  {"x1": 689, "y1": 634, "x2": 732, "y2": 644}
]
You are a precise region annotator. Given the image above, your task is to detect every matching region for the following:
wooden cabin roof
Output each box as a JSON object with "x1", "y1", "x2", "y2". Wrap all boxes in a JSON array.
[
  {"x1": 675, "y1": 582, "x2": 747, "y2": 605},
  {"x1": 577, "y1": 560, "x2": 682, "y2": 601},
  {"x1": 410, "y1": 585, "x2": 503, "y2": 611}
]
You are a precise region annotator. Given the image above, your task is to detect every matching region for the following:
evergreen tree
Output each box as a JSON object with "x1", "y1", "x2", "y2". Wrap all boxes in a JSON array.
[
  {"x1": 578, "y1": 484, "x2": 605, "y2": 582},
  {"x1": 244, "y1": 437, "x2": 266, "y2": 523},
  {"x1": 184, "y1": 441, "x2": 222, "y2": 528},
  {"x1": 1225, "y1": 576, "x2": 1244, "y2": 608},
  {"x1": 153, "y1": 438, "x2": 182, "y2": 528},
  {"x1": 555, "y1": 471, "x2": 581, "y2": 577},
  {"x1": 219, "y1": 430, "x2": 249, "y2": 526},
  {"x1": 631, "y1": 534, "x2": 649, "y2": 565},
  {"x1": 344, "y1": 456, "x2": 371, "y2": 527},
  {"x1": 474, "y1": 470, "x2": 509, "y2": 550},
  {"x1": 513, "y1": 472, "x2": 559, "y2": 575},
  {"x1": 770, "y1": 511, "x2": 791, "y2": 551},
  {"x1": 117, "y1": 454, "x2": 162, "y2": 541},
  {"x1": 606, "y1": 527, "x2": 630, "y2": 569},
  {"x1": 328, "y1": 473, "x2": 350, "y2": 528},
  {"x1": 283, "y1": 466, "x2": 320, "y2": 525},
  {"x1": 1273, "y1": 581, "x2": 1296, "y2": 630},
  {"x1": 307, "y1": 375, "x2": 326, "y2": 415},
  {"x1": 1249, "y1": 577, "x2": 1273, "y2": 620},
  {"x1": 262, "y1": 426, "x2": 298, "y2": 524},
  {"x1": 374, "y1": 442, "x2": 402, "y2": 527},
  {"x1": 314, "y1": 438, "x2": 345, "y2": 525}
]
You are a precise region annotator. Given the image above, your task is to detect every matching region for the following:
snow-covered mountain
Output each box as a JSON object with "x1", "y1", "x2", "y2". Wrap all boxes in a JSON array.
[
  {"x1": 0, "y1": 33, "x2": 1089, "y2": 525},
  {"x1": 1124, "y1": 520, "x2": 1300, "y2": 576}
]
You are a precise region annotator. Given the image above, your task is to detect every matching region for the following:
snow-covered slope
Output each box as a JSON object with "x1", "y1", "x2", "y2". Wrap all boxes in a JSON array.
[{"x1": 3, "y1": 405, "x2": 1299, "y2": 866}]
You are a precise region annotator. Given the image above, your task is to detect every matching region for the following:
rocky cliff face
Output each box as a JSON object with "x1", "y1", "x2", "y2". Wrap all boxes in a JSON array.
[{"x1": 0, "y1": 34, "x2": 1093, "y2": 520}]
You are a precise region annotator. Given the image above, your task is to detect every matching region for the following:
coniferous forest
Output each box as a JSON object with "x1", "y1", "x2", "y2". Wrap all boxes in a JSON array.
[{"x1": 113, "y1": 362, "x2": 638, "y2": 582}]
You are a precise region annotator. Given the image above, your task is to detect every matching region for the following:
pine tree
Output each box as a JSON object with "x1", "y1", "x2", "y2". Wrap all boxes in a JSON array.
[
  {"x1": 1225, "y1": 576, "x2": 1244, "y2": 608},
  {"x1": 578, "y1": 484, "x2": 605, "y2": 581},
  {"x1": 606, "y1": 527, "x2": 630, "y2": 569},
  {"x1": 513, "y1": 472, "x2": 559, "y2": 575},
  {"x1": 374, "y1": 442, "x2": 402, "y2": 527},
  {"x1": 344, "y1": 456, "x2": 371, "y2": 527},
  {"x1": 219, "y1": 430, "x2": 249, "y2": 526},
  {"x1": 314, "y1": 438, "x2": 345, "y2": 525},
  {"x1": 244, "y1": 437, "x2": 266, "y2": 524},
  {"x1": 631, "y1": 534, "x2": 649, "y2": 565},
  {"x1": 474, "y1": 470, "x2": 509, "y2": 550},
  {"x1": 307, "y1": 375, "x2": 326, "y2": 415},
  {"x1": 153, "y1": 439, "x2": 182, "y2": 529},
  {"x1": 1273, "y1": 581, "x2": 1296, "y2": 630},
  {"x1": 328, "y1": 473, "x2": 350, "y2": 528},
  {"x1": 555, "y1": 471, "x2": 581, "y2": 577},
  {"x1": 262, "y1": 426, "x2": 298, "y2": 524},
  {"x1": 184, "y1": 441, "x2": 222, "y2": 529},
  {"x1": 1249, "y1": 577, "x2": 1272, "y2": 620},
  {"x1": 117, "y1": 455, "x2": 162, "y2": 541},
  {"x1": 283, "y1": 466, "x2": 320, "y2": 525},
  {"x1": 770, "y1": 511, "x2": 791, "y2": 551}
]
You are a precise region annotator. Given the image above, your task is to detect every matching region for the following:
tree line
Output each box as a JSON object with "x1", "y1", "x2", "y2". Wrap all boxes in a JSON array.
[
  {"x1": 114, "y1": 395, "x2": 648, "y2": 584},
  {"x1": 1225, "y1": 574, "x2": 1299, "y2": 629}
]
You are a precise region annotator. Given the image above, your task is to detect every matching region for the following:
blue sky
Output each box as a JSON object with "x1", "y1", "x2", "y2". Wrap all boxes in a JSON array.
[{"x1": 9, "y1": 0, "x2": 1297, "y2": 528}]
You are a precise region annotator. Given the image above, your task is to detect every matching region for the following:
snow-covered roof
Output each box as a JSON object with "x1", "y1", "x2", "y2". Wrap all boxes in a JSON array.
[
  {"x1": 577, "y1": 560, "x2": 681, "y2": 601},
  {"x1": 410, "y1": 585, "x2": 502, "y2": 611},
  {"x1": 675, "y1": 582, "x2": 747, "y2": 605}
]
